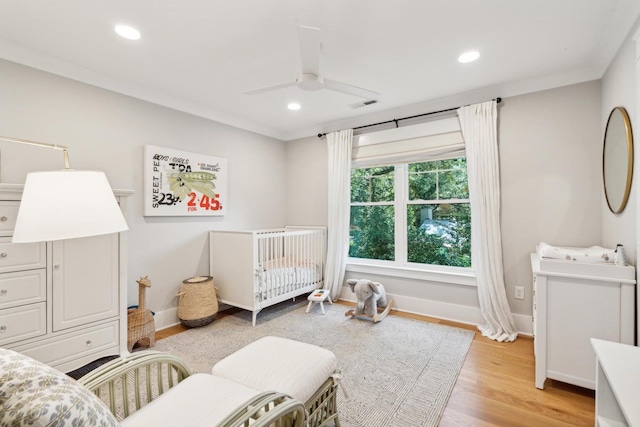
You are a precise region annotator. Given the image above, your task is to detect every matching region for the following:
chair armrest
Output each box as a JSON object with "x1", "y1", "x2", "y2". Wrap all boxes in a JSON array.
[
  {"x1": 77, "y1": 350, "x2": 192, "y2": 420},
  {"x1": 215, "y1": 391, "x2": 306, "y2": 427}
]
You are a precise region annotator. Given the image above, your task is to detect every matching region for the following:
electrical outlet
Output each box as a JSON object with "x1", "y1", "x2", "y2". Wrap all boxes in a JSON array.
[{"x1": 515, "y1": 286, "x2": 525, "y2": 300}]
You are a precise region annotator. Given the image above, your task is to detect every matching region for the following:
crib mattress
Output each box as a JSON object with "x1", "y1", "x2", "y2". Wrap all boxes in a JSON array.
[{"x1": 256, "y1": 257, "x2": 321, "y2": 300}]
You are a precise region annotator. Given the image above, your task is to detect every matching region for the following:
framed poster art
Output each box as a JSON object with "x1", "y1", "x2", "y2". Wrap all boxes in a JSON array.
[{"x1": 143, "y1": 145, "x2": 227, "y2": 216}]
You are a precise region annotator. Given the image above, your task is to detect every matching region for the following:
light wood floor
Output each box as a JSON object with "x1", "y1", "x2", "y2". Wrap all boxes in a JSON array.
[{"x1": 156, "y1": 302, "x2": 595, "y2": 426}]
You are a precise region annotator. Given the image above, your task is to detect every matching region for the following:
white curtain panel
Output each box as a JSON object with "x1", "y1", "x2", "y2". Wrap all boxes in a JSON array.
[
  {"x1": 457, "y1": 101, "x2": 518, "y2": 342},
  {"x1": 325, "y1": 129, "x2": 354, "y2": 300}
]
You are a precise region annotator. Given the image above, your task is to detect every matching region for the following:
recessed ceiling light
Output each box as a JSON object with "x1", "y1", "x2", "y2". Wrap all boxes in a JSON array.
[
  {"x1": 288, "y1": 103, "x2": 301, "y2": 111},
  {"x1": 114, "y1": 25, "x2": 141, "y2": 40},
  {"x1": 458, "y1": 51, "x2": 480, "y2": 63}
]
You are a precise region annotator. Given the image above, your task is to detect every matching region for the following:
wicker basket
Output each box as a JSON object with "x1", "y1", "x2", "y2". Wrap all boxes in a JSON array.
[{"x1": 176, "y1": 276, "x2": 218, "y2": 328}]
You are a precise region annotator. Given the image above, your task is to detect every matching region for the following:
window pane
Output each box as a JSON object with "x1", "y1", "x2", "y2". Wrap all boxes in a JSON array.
[
  {"x1": 408, "y1": 162, "x2": 437, "y2": 173},
  {"x1": 349, "y1": 205, "x2": 395, "y2": 261},
  {"x1": 406, "y1": 203, "x2": 471, "y2": 267},
  {"x1": 437, "y1": 158, "x2": 466, "y2": 170},
  {"x1": 408, "y1": 171, "x2": 437, "y2": 200},
  {"x1": 438, "y1": 169, "x2": 469, "y2": 199},
  {"x1": 351, "y1": 167, "x2": 395, "y2": 203}
]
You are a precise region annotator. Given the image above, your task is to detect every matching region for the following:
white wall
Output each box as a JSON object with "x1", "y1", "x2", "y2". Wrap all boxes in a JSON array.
[
  {"x1": 600, "y1": 33, "x2": 637, "y2": 264},
  {"x1": 601, "y1": 20, "x2": 640, "y2": 344},
  {"x1": 285, "y1": 137, "x2": 328, "y2": 227},
  {"x1": 0, "y1": 59, "x2": 288, "y2": 325},
  {"x1": 286, "y1": 81, "x2": 604, "y2": 330},
  {"x1": 500, "y1": 81, "x2": 603, "y2": 317}
]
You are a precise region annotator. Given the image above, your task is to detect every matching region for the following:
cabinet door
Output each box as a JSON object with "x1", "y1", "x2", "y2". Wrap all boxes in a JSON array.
[
  {"x1": 52, "y1": 234, "x2": 119, "y2": 331},
  {"x1": 546, "y1": 276, "x2": 620, "y2": 389}
]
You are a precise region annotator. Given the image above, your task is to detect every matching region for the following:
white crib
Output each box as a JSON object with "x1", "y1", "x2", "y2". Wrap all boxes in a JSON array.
[{"x1": 209, "y1": 227, "x2": 326, "y2": 326}]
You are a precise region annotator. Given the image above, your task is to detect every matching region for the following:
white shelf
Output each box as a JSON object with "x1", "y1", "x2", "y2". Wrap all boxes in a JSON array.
[{"x1": 592, "y1": 339, "x2": 640, "y2": 426}]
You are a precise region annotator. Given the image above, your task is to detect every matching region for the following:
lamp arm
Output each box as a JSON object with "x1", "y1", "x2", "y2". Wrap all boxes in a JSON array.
[{"x1": 0, "y1": 135, "x2": 70, "y2": 169}]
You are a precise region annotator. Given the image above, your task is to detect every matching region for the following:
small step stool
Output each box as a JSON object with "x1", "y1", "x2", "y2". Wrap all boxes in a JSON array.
[{"x1": 306, "y1": 289, "x2": 332, "y2": 314}]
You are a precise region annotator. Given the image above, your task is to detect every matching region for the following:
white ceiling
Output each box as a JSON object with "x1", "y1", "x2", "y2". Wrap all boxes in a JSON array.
[{"x1": 1, "y1": 1, "x2": 639, "y2": 141}]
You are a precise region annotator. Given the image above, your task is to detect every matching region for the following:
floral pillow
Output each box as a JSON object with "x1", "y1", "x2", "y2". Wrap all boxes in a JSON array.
[{"x1": 0, "y1": 348, "x2": 119, "y2": 427}]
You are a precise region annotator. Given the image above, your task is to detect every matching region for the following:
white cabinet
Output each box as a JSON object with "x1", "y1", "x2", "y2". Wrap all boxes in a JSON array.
[
  {"x1": 0, "y1": 184, "x2": 132, "y2": 373},
  {"x1": 52, "y1": 235, "x2": 119, "y2": 331},
  {"x1": 531, "y1": 253, "x2": 635, "y2": 390}
]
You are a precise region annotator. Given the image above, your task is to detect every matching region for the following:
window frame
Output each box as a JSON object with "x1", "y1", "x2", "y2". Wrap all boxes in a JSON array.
[{"x1": 347, "y1": 162, "x2": 477, "y2": 287}]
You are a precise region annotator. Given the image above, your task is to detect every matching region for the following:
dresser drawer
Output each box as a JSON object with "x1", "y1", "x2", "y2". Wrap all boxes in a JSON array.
[
  {"x1": 12, "y1": 320, "x2": 119, "y2": 369},
  {"x1": 0, "y1": 302, "x2": 46, "y2": 345},
  {"x1": 0, "y1": 239, "x2": 46, "y2": 273},
  {"x1": 0, "y1": 269, "x2": 46, "y2": 309},
  {"x1": 0, "y1": 202, "x2": 20, "y2": 237}
]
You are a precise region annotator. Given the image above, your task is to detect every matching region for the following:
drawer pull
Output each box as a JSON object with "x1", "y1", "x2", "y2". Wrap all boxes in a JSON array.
[
  {"x1": 0, "y1": 216, "x2": 7, "y2": 223},
  {"x1": 86, "y1": 340, "x2": 92, "y2": 347},
  {"x1": 0, "y1": 253, "x2": 7, "y2": 258},
  {"x1": 0, "y1": 289, "x2": 6, "y2": 295},
  {"x1": 0, "y1": 325, "x2": 6, "y2": 333}
]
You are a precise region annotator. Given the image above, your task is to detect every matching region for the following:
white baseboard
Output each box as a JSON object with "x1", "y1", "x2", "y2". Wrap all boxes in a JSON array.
[
  {"x1": 154, "y1": 295, "x2": 533, "y2": 337},
  {"x1": 338, "y1": 288, "x2": 533, "y2": 337},
  {"x1": 154, "y1": 307, "x2": 180, "y2": 331},
  {"x1": 513, "y1": 313, "x2": 533, "y2": 337}
]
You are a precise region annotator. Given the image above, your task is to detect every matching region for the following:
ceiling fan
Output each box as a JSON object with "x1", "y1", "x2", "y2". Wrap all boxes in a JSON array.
[{"x1": 244, "y1": 26, "x2": 379, "y2": 101}]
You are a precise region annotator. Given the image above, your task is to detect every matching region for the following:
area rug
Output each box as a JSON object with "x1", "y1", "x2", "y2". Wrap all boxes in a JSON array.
[{"x1": 154, "y1": 300, "x2": 474, "y2": 427}]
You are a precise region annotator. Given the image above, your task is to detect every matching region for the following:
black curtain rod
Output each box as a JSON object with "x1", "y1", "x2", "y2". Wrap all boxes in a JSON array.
[{"x1": 317, "y1": 97, "x2": 502, "y2": 138}]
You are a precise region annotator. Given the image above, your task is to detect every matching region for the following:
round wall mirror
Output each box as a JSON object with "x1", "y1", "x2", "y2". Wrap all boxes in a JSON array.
[{"x1": 603, "y1": 106, "x2": 634, "y2": 214}]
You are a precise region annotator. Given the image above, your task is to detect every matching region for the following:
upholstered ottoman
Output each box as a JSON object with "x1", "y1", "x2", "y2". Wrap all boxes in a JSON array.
[{"x1": 212, "y1": 336, "x2": 341, "y2": 427}]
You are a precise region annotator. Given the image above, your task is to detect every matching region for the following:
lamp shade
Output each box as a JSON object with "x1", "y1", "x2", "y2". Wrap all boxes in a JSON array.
[{"x1": 12, "y1": 170, "x2": 129, "y2": 243}]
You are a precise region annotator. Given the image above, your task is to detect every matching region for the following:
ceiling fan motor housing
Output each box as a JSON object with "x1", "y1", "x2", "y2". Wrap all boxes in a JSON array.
[{"x1": 297, "y1": 73, "x2": 324, "y2": 91}]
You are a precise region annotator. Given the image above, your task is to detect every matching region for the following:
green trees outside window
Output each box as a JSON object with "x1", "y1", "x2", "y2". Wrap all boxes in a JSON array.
[
  {"x1": 349, "y1": 158, "x2": 471, "y2": 268},
  {"x1": 349, "y1": 166, "x2": 395, "y2": 261}
]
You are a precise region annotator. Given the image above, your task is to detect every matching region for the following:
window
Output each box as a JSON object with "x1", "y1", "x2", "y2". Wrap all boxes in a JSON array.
[{"x1": 349, "y1": 157, "x2": 471, "y2": 269}]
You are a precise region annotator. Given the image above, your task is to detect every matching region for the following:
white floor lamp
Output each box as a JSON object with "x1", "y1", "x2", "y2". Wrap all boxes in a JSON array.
[{"x1": 0, "y1": 136, "x2": 128, "y2": 243}]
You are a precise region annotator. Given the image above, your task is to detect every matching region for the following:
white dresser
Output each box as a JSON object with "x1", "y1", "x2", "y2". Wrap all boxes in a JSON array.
[
  {"x1": 530, "y1": 253, "x2": 635, "y2": 390},
  {"x1": 0, "y1": 184, "x2": 132, "y2": 373}
]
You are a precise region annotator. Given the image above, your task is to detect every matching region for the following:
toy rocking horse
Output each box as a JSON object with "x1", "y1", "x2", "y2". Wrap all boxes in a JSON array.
[{"x1": 127, "y1": 276, "x2": 156, "y2": 352}]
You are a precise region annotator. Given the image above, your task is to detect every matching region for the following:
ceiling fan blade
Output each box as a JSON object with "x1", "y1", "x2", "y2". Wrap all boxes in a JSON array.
[
  {"x1": 324, "y1": 79, "x2": 379, "y2": 100},
  {"x1": 243, "y1": 81, "x2": 296, "y2": 95},
  {"x1": 298, "y1": 26, "x2": 321, "y2": 75}
]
